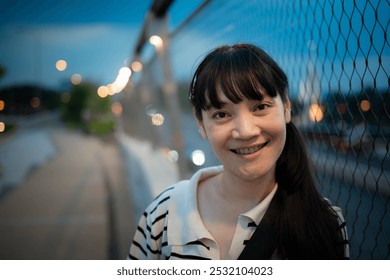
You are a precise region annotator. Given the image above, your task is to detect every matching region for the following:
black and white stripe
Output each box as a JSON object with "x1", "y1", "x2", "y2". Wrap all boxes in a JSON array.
[{"x1": 128, "y1": 187, "x2": 173, "y2": 260}]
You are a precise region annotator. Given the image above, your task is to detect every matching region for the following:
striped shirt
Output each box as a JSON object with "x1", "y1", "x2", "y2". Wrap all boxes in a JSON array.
[{"x1": 128, "y1": 166, "x2": 349, "y2": 260}]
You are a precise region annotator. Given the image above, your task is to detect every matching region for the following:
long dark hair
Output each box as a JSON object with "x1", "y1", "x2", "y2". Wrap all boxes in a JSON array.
[{"x1": 189, "y1": 43, "x2": 345, "y2": 259}]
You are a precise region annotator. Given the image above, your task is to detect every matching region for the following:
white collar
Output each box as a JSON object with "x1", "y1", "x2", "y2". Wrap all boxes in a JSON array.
[
  {"x1": 167, "y1": 166, "x2": 223, "y2": 245},
  {"x1": 240, "y1": 183, "x2": 278, "y2": 225},
  {"x1": 166, "y1": 166, "x2": 277, "y2": 245}
]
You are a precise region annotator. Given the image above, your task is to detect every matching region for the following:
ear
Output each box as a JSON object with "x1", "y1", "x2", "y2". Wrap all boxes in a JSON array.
[
  {"x1": 284, "y1": 97, "x2": 292, "y2": 124},
  {"x1": 198, "y1": 125, "x2": 207, "y2": 139},
  {"x1": 193, "y1": 108, "x2": 207, "y2": 139}
]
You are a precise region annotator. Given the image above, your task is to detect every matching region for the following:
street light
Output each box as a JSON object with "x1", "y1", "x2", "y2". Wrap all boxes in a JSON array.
[
  {"x1": 0, "y1": 122, "x2": 5, "y2": 133},
  {"x1": 71, "y1": 74, "x2": 82, "y2": 85},
  {"x1": 131, "y1": 61, "x2": 143, "y2": 72},
  {"x1": 112, "y1": 67, "x2": 131, "y2": 93},
  {"x1": 55, "y1": 60, "x2": 67, "y2": 71},
  {"x1": 360, "y1": 100, "x2": 371, "y2": 112},
  {"x1": 149, "y1": 35, "x2": 163, "y2": 51},
  {"x1": 309, "y1": 103, "x2": 324, "y2": 122},
  {"x1": 97, "y1": 86, "x2": 109, "y2": 98}
]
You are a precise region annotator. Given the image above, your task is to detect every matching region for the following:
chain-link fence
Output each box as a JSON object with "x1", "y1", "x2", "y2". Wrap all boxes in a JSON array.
[{"x1": 129, "y1": 0, "x2": 389, "y2": 259}]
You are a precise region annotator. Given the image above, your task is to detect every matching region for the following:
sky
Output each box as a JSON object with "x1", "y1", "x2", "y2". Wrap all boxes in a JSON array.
[
  {"x1": 0, "y1": 0, "x2": 201, "y2": 90},
  {"x1": 0, "y1": 0, "x2": 388, "y2": 95}
]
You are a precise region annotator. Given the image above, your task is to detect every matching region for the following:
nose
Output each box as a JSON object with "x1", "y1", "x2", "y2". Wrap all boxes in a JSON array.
[{"x1": 231, "y1": 112, "x2": 260, "y2": 140}]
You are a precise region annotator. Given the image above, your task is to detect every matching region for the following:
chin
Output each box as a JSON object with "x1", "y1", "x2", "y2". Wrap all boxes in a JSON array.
[{"x1": 236, "y1": 167, "x2": 274, "y2": 182}]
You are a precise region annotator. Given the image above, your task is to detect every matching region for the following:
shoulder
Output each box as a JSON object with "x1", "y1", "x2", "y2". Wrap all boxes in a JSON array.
[
  {"x1": 323, "y1": 198, "x2": 350, "y2": 259},
  {"x1": 323, "y1": 198, "x2": 346, "y2": 225},
  {"x1": 323, "y1": 198, "x2": 344, "y2": 220},
  {"x1": 129, "y1": 166, "x2": 223, "y2": 259},
  {"x1": 143, "y1": 166, "x2": 223, "y2": 221},
  {"x1": 149, "y1": 166, "x2": 223, "y2": 203},
  {"x1": 143, "y1": 181, "x2": 187, "y2": 220},
  {"x1": 128, "y1": 181, "x2": 190, "y2": 260}
]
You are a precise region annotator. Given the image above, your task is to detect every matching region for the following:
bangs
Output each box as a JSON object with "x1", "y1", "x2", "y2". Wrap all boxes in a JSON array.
[
  {"x1": 190, "y1": 44, "x2": 288, "y2": 118},
  {"x1": 213, "y1": 52, "x2": 276, "y2": 108}
]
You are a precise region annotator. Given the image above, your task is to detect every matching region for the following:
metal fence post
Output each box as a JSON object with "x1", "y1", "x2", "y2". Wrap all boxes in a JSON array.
[{"x1": 149, "y1": 13, "x2": 188, "y2": 179}]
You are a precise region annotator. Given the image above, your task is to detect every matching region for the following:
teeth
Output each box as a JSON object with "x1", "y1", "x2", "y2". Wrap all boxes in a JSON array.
[{"x1": 234, "y1": 144, "x2": 266, "y2": 155}]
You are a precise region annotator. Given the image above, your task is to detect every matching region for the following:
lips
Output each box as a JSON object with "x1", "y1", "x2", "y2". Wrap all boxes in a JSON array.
[{"x1": 231, "y1": 142, "x2": 268, "y2": 155}]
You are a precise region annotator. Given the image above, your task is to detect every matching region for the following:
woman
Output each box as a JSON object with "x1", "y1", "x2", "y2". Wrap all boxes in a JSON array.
[{"x1": 128, "y1": 43, "x2": 349, "y2": 260}]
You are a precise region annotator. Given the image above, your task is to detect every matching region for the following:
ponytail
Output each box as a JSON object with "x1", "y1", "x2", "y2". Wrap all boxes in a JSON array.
[{"x1": 274, "y1": 122, "x2": 345, "y2": 259}]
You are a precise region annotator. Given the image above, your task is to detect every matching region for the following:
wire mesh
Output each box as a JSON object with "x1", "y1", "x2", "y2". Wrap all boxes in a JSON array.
[{"x1": 164, "y1": 0, "x2": 389, "y2": 259}]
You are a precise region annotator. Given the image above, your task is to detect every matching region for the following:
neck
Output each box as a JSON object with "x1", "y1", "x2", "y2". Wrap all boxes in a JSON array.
[{"x1": 218, "y1": 171, "x2": 276, "y2": 208}]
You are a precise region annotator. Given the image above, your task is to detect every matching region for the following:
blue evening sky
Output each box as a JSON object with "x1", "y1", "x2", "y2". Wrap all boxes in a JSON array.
[
  {"x1": 0, "y1": 0, "x2": 202, "y2": 90},
  {"x1": 0, "y1": 0, "x2": 388, "y2": 94}
]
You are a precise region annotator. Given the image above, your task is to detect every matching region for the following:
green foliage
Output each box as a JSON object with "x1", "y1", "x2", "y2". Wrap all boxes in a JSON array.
[
  {"x1": 61, "y1": 84, "x2": 89, "y2": 124},
  {"x1": 85, "y1": 117, "x2": 116, "y2": 135},
  {"x1": 62, "y1": 82, "x2": 115, "y2": 135}
]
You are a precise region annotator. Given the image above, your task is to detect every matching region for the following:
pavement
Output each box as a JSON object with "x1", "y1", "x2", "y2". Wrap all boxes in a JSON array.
[{"x1": 0, "y1": 113, "x2": 173, "y2": 260}]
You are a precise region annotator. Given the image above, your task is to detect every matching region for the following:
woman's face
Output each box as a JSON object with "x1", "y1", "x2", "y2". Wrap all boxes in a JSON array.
[{"x1": 197, "y1": 89, "x2": 291, "y2": 183}]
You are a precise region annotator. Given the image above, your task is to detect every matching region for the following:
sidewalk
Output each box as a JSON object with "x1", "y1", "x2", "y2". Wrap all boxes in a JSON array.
[{"x1": 0, "y1": 127, "x2": 134, "y2": 259}]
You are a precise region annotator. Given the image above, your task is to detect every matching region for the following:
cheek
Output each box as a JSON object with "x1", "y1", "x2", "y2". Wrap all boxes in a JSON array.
[
  {"x1": 203, "y1": 125, "x2": 229, "y2": 151},
  {"x1": 265, "y1": 115, "x2": 287, "y2": 134},
  {"x1": 276, "y1": 127, "x2": 287, "y2": 155},
  {"x1": 266, "y1": 120, "x2": 287, "y2": 149}
]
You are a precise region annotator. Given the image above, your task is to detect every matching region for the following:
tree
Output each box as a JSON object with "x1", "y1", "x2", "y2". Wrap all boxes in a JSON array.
[{"x1": 61, "y1": 82, "x2": 115, "y2": 134}]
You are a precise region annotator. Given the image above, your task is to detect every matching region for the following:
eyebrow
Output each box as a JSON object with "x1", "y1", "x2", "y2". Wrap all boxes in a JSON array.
[
  {"x1": 205, "y1": 95, "x2": 277, "y2": 110},
  {"x1": 204, "y1": 101, "x2": 227, "y2": 111}
]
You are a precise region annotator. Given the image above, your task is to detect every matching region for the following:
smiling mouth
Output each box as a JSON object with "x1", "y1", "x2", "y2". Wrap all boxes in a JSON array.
[{"x1": 231, "y1": 142, "x2": 269, "y2": 155}]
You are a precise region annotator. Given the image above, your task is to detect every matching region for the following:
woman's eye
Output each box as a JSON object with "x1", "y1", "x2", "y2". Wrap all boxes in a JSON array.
[
  {"x1": 213, "y1": 112, "x2": 228, "y2": 119},
  {"x1": 255, "y1": 103, "x2": 270, "y2": 111}
]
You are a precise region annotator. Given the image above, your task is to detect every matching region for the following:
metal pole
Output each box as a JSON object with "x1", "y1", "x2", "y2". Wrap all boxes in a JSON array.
[{"x1": 152, "y1": 14, "x2": 188, "y2": 179}]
